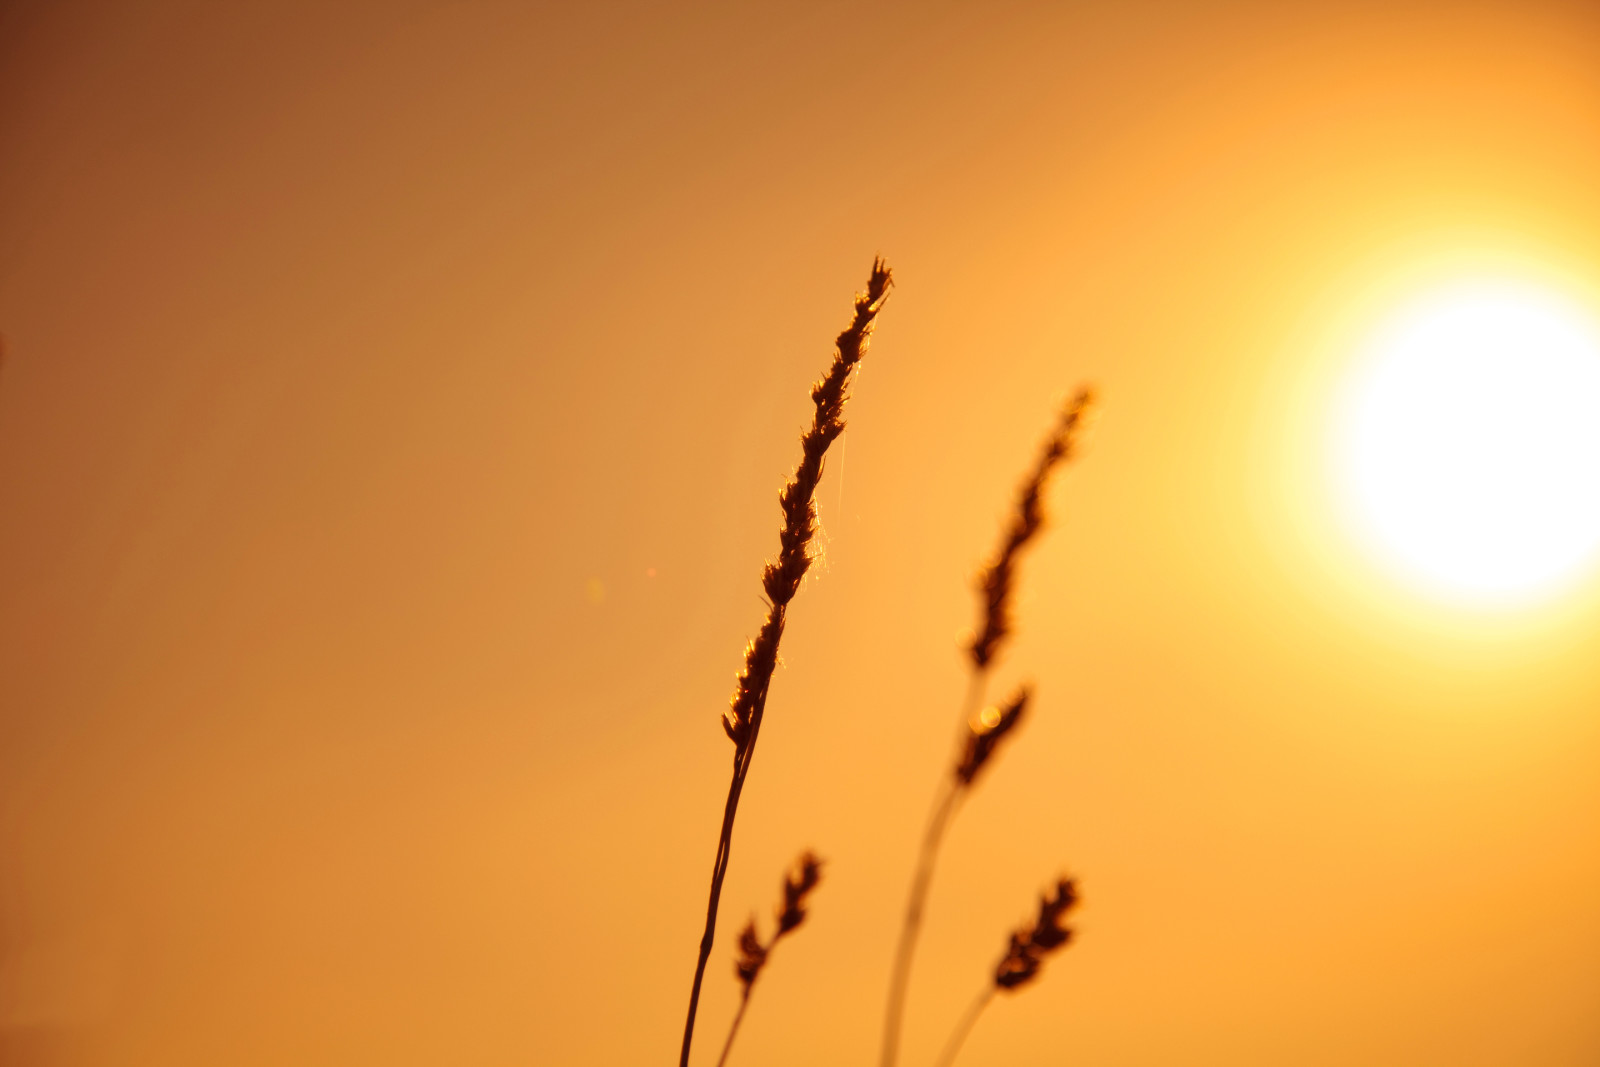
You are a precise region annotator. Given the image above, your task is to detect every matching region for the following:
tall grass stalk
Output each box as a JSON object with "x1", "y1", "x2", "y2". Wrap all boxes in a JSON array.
[{"x1": 679, "y1": 260, "x2": 892, "y2": 1067}]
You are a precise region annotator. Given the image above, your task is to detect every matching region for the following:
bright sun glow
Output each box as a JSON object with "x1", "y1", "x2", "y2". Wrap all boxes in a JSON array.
[{"x1": 1332, "y1": 278, "x2": 1600, "y2": 608}]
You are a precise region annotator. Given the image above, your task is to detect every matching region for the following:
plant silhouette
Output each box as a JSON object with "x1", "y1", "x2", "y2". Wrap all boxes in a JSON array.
[{"x1": 679, "y1": 262, "x2": 1092, "y2": 1067}]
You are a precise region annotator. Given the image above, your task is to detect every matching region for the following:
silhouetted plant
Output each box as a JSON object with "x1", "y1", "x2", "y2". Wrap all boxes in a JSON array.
[
  {"x1": 679, "y1": 260, "x2": 892, "y2": 1067},
  {"x1": 714, "y1": 851, "x2": 825, "y2": 1067},
  {"x1": 929, "y1": 878, "x2": 1079, "y2": 1067},
  {"x1": 880, "y1": 391, "x2": 1092, "y2": 1067},
  {"x1": 677, "y1": 263, "x2": 1092, "y2": 1067}
]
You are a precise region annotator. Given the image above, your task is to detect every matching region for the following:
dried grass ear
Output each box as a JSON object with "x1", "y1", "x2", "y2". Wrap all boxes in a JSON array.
[
  {"x1": 991, "y1": 877, "x2": 1079, "y2": 992},
  {"x1": 776, "y1": 851, "x2": 824, "y2": 934},
  {"x1": 969, "y1": 389, "x2": 1093, "y2": 671},
  {"x1": 992, "y1": 931, "x2": 1041, "y2": 989},
  {"x1": 954, "y1": 686, "x2": 1030, "y2": 786},
  {"x1": 1026, "y1": 878, "x2": 1077, "y2": 950}
]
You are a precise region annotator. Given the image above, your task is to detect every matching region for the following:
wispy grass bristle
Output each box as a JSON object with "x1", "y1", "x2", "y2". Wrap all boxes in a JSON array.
[
  {"x1": 776, "y1": 849, "x2": 824, "y2": 934},
  {"x1": 684, "y1": 261, "x2": 891, "y2": 1067},
  {"x1": 733, "y1": 922, "x2": 768, "y2": 988}
]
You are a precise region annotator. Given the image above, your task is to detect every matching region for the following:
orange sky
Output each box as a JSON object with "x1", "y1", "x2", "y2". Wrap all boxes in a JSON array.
[{"x1": 4, "y1": 2, "x2": 1600, "y2": 1064}]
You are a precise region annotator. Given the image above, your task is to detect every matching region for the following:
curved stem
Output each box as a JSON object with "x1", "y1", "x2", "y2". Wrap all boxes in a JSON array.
[
  {"x1": 680, "y1": 645, "x2": 780, "y2": 1067},
  {"x1": 879, "y1": 671, "x2": 986, "y2": 1067},
  {"x1": 931, "y1": 985, "x2": 996, "y2": 1067},
  {"x1": 713, "y1": 988, "x2": 753, "y2": 1067},
  {"x1": 879, "y1": 779, "x2": 963, "y2": 1067}
]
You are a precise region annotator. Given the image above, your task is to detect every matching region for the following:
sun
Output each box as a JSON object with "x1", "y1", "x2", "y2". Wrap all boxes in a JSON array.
[{"x1": 1331, "y1": 278, "x2": 1600, "y2": 608}]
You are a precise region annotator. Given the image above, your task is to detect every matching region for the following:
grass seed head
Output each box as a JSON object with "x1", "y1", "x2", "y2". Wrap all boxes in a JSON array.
[
  {"x1": 723, "y1": 261, "x2": 892, "y2": 753},
  {"x1": 993, "y1": 877, "x2": 1079, "y2": 991},
  {"x1": 955, "y1": 686, "x2": 1031, "y2": 786},
  {"x1": 776, "y1": 850, "x2": 824, "y2": 934},
  {"x1": 734, "y1": 919, "x2": 768, "y2": 990},
  {"x1": 969, "y1": 389, "x2": 1093, "y2": 670}
]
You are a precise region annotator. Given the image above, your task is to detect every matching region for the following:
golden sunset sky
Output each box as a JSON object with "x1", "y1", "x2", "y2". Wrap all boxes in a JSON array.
[{"x1": 4, "y1": 2, "x2": 1600, "y2": 1064}]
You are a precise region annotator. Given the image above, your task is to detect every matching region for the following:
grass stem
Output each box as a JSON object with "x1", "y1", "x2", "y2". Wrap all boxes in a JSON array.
[
  {"x1": 713, "y1": 988, "x2": 753, "y2": 1067},
  {"x1": 680, "y1": 663, "x2": 774, "y2": 1067},
  {"x1": 879, "y1": 671, "x2": 983, "y2": 1067},
  {"x1": 931, "y1": 985, "x2": 996, "y2": 1067}
]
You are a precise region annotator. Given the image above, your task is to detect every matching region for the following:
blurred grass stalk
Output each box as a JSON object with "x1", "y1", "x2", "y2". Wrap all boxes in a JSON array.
[{"x1": 879, "y1": 391, "x2": 1092, "y2": 1067}]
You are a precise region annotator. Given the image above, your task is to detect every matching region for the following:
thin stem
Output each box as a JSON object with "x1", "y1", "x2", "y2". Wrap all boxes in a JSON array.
[
  {"x1": 713, "y1": 987, "x2": 753, "y2": 1067},
  {"x1": 679, "y1": 638, "x2": 781, "y2": 1067},
  {"x1": 880, "y1": 779, "x2": 960, "y2": 1067},
  {"x1": 880, "y1": 672, "x2": 986, "y2": 1067},
  {"x1": 931, "y1": 985, "x2": 996, "y2": 1067}
]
